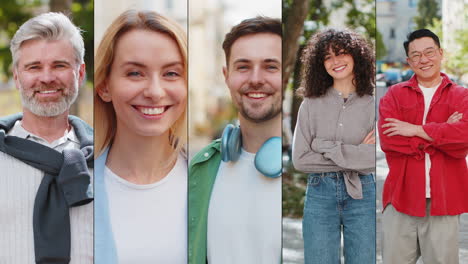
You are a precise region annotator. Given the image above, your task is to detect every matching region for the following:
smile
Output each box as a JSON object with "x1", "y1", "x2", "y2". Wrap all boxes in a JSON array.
[
  {"x1": 420, "y1": 65, "x2": 432, "y2": 70},
  {"x1": 38, "y1": 90, "x2": 59, "y2": 94},
  {"x1": 246, "y1": 92, "x2": 267, "y2": 99},
  {"x1": 134, "y1": 106, "x2": 167, "y2": 115},
  {"x1": 333, "y1": 65, "x2": 347, "y2": 72}
]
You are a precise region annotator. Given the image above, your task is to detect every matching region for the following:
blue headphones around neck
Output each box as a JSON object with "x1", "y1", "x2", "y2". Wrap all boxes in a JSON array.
[{"x1": 220, "y1": 124, "x2": 281, "y2": 178}]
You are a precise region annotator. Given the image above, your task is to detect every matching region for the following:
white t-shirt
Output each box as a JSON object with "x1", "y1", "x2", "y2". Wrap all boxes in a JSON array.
[
  {"x1": 419, "y1": 82, "x2": 440, "y2": 198},
  {"x1": 207, "y1": 149, "x2": 281, "y2": 264},
  {"x1": 104, "y1": 155, "x2": 187, "y2": 264}
]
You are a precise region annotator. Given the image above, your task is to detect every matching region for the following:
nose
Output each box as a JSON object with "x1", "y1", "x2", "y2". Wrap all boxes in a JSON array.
[
  {"x1": 248, "y1": 66, "x2": 265, "y2": 87},
  {"x1": 331, "y1": 55, "x2": 340, "y2": 65},
  {"x1": 419, "y1": 53, "x2": 430, "y2": 64},
  {"x1": 38, "y1": 67, "x2": 57, "y2": 84},
  {"x1": 143, "y1": 76, "x2": 165, "y2": 99}
]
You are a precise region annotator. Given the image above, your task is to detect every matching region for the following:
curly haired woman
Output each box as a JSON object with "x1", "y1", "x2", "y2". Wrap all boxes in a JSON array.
[{"x1": 292, "y1": 28, "x2": 376, "y2": 264}]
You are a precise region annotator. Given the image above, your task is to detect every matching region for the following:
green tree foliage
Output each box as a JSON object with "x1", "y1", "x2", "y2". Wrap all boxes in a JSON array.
[
  {"x1": 0, "y1": 0, "x2": 38, "y2": 79},
  {"x1": 0, "y1": 0, "x2": 93, "y2": 80},
  {"x1": 376, "y1": 29, "x2": 386, "y2": 60},
  {"x1": 414, "y1": 0, "x2": 441, "y2": 29},
  {"x1": 71, "y1": 0, "x2": 94, "y2": 81},
  {"x1": 428, "y1": 16, "x2": 468, "y2": 80}
]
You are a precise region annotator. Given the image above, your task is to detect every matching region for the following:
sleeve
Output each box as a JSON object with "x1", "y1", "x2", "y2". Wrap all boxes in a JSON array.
[
  {"x1": 378, "y1": 88, "x2": 428, "y2": 160},
  {"x1": 422, "y1": 91, "x2": 468, "y2": 159},
  {"x1": 291, "y1": 100, "x2": 337, "y2": 172},
  {"x1": 311, "y1": 137, "x2": 375, "y2": 173}
]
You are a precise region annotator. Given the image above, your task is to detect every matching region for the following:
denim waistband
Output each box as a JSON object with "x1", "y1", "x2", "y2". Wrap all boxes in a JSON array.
[{"x1": 308, "y1": 172, "x2": 373, "y2": 178}]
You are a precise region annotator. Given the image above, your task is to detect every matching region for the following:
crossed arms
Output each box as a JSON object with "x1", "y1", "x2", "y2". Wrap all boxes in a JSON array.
[
  {"x1": 378, "y1": 90, "x2": 468, "y2": 159},
  {"x1": 292, "y1": 101, "x2": 375, "y2": 173}
]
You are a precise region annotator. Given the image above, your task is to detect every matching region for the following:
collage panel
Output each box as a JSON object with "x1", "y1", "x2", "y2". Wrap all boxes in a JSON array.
[
  {"x1": 0, "y1": 0, "x2": 467, "y2": 263},
  {"x1": 282, "y1": 0, "x2": 377, "y2": 263},
  {"x1": 376, "y1": 0, "x2": 468, "y2": 263},
  {"x1": 94, "y1": 0, "x2": 188, "y2": 263},
  {"x1": 0, "y1": 1, "x2": 94, "y2": 263},
  {"x1": 188, "y1": 0, "x2": 282, "y2": 263}
]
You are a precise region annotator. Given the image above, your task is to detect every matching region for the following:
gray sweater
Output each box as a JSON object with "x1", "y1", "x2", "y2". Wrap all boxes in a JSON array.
[{"x1": 292, "y1": 88, "x2": 375, "y2": 199}]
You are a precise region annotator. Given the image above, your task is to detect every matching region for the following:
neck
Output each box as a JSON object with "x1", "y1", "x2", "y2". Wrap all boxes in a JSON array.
[
  {"x1": 332, "y1": 77, "x2": 356, "y2": 98},
  {"x1": 106, "y1": 128, "x2": 177, "y2": 185},
  {"x1": 417, "y1": 73, "x2": 442, "y2": 88},
  {"x1": 21, "y1": 108, "x2": 70, "y2": 143},
  {"x1": 239, "y1": 113, "x2": 281, "y2": 153}
]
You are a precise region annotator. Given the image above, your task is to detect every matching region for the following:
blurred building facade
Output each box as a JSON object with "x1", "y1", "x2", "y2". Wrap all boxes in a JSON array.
[
  {"x1": 377, "y1": 0, "x2": 418, "y2": 63},
  {"x1": 188, "y1": 0, "x2": 226, "y2": 139},
  {"x1": 377, "y1": 0, "x2": 443, "y2": 63}
]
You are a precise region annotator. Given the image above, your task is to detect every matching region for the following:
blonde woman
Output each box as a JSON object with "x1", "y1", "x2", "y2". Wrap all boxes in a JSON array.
[{"x1": 94, "y1": 10, "x2": 187, "y2": 263}]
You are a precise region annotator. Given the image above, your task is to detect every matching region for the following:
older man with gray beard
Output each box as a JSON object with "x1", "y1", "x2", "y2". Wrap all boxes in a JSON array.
[{"x1": 0, "y1": 12, "x2": 93, "y2": 264}]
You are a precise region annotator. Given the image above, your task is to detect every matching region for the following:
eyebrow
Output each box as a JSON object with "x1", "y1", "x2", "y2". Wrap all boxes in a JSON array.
[
  {"x1": 23, "y1": 61, "x2": 41, "y2": 68},
  {"x1": 120, "y1": 61, "x2": 183, "y2": 68},
  {"x1": 409, "y1": 47, "x2": 436, "y2": 55},
  {"x1": 23, "y1": 60, "x2": 72, "y2": 69},
  {"x1": 232, "y1": 58, "x2": 281, "y2": 64}
]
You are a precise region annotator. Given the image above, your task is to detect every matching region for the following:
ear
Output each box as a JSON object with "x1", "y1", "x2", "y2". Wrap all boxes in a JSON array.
[
  {"x1": 406, "y1": 57, "x2": 411, "y2": 67},
  {"x1": 78, "y1": 63, "x2": 86, "y2": 85},
  {"x1": 439, "y1": 48, "x2": 444, "y2": 59},
  {"x1": 222, "y1": 66, "x2": 228, "y2": 83},
  {"x1": 97, "y1": 81, "x2": 112, "y2": 102},
  {"x1": 13, "y1": 68, "x2": 20, "y2": 90}
]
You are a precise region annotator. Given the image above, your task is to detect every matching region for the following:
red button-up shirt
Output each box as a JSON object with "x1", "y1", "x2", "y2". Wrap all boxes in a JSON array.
[{"x1": 379, "y1": 73, "x2": 468, "y2": 217}]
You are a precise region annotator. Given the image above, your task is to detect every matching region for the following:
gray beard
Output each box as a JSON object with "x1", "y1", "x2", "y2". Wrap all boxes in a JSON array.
[{"x1": 19, "y1": 81, "x2": 78, "y2": 117}]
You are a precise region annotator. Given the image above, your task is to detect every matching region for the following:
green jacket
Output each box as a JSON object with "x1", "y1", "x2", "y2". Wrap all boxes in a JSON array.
[{"x1": 188, "y1": 139, "x2": 222, "y2": 264}]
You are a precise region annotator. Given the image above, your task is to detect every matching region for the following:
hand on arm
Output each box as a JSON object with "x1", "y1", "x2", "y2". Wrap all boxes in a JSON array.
[
  {"x1": 423, "y1": 109, "x2": 468, "y2": 159},
  {"x1": 378, "y1": 91, "x2": 427, "y2": 158},
  {"x1": 446, "y1": 111, "x2": 463, "y2": 124},
  {"x1": 362, "y1": 129, "x2": 375, "y2": 144},
  {"x1": 311, "y1": 128, "x2": 375, "y2": 172},
  {"x1": 291, "y1": 100, "x2": 337, "y2": 172},
  {"x1": 382, "y1": 118, "x2": 433, "y2": 141}
]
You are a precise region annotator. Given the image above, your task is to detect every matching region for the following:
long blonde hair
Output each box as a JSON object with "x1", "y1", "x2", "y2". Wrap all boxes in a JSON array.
[{"x1": 94, "y1": 10, "x2": 187, "y2": 156}]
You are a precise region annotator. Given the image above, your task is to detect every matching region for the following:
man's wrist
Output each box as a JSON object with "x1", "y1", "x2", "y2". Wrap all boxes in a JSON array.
[{"x1": 416, "y1": 125, "x2": 433, "y2": 141}]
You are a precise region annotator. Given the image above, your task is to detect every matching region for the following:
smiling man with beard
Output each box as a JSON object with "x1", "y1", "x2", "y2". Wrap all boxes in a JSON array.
[
  {"x1": 0, "y1": 13, "x2": 93, "y2": 264},
  {"x1": 188, "y1": 17, "x2": 282, "y2": 264}
]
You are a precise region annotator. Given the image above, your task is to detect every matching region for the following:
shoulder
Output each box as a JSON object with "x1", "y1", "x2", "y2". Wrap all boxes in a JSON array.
[
  {"x1": 189, "y1": 139, "x2": 221, "y2": 168},
  {"x1": 69, "y1": 115, "x2": 93, "y2": 145},
  {"x1": 94, "y1": 147, "x2": 109, "y2": 179},
  {"x1": 0, "y1": 113, "x2": 22, "y2": 131},
  {"x1": 447, "y1": 83, "x2": 467, "y2": 96}
]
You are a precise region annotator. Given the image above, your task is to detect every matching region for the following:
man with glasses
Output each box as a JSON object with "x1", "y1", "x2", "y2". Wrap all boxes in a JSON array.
[{"x1": 378, "y1": 29, "x2": 467, "y2": 263}]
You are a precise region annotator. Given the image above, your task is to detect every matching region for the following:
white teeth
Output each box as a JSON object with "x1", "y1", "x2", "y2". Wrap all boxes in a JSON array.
[
  {"x1": 139, "y1": 107, "x2": 165, "y2": 115},
  {"x1": 334, "y1": 66, "x2": 346, "y2": 71},
  {"x1": 248, "y1": 93, "x2": 267, "y2": 98},
  {"x1": 38, "y1": 90, "x2": 58, "y2": 94},
  {"x1": 421, "y1": 66, "x2": 431, "y2": 70}
]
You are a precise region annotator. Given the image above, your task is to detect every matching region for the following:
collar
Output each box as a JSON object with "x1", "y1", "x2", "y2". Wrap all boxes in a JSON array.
[
  {"x1": 9, "y1": 120, "x2": 79, "y2": 148},
  {"x1": 404, "y1": 72, "x2": 453, "y2": 93},
  {"x1": 0, "y1": 113, "x2": 93, "y2": 149}
]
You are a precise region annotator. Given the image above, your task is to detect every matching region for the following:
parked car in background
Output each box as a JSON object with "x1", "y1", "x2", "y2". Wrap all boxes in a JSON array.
[
  {"x1": 384, "y1": 68, "x2": 403, "y2": 87},
  {"x1": 402, "y1": 69, "x2": 414, "y2": 81}
]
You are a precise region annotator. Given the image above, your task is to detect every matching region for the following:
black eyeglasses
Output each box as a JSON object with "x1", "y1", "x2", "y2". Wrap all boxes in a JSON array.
[{"x1": 408, "y1": 47, "x2": 438, "y2": 63}]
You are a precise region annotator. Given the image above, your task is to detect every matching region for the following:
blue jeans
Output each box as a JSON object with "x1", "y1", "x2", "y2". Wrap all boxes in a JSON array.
[{"x1": 303, "y1": 172, "x2": 376, "y2": 264}]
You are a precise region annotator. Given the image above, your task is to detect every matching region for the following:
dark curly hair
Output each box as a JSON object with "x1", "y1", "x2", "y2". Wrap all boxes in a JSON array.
[{"x1": 298, "y1": 28, "x2": 375, "y2": 98}]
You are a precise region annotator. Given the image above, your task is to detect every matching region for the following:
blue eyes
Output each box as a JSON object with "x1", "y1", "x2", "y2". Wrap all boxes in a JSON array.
[
  {"x1": 127, "y1": 71, "x2": 142, "y2": 77},
  {"x1": 125, "y1": 71, "x2": 181, "y2": 79},
  {"x1": 165, "y1": 71, "x2": 180, "y2": 77},
  {"x1": 236, "y1": 65, "x2": 278, "y2": 71}
]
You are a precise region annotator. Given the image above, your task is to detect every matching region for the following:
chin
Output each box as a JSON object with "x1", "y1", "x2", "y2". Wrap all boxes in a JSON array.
[{"x1": 133, "y1": 127, "x2": 169, "y2": 138}]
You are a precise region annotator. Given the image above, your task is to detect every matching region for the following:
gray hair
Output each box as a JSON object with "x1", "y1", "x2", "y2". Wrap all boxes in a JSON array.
[{"x1": 10, "y1": 12, "x2": 84, "y2": 67}]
